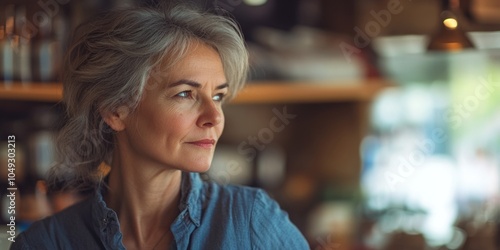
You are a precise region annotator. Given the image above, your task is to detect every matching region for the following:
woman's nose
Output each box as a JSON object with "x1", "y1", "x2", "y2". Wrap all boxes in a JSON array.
[{"x1": 197, "y1": 99, "x2": 223, "y2": 128}]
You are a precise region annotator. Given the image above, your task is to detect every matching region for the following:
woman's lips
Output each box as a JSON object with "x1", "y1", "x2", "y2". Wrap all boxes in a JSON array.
[{"x1": 187, "y1": 139, "x2": 216, "y2": 148}]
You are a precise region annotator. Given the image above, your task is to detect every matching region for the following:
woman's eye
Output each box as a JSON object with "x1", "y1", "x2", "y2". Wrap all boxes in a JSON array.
[
  {"x1": 176, "y1": 91, "x2": 192, "y2": 98},
  {"x1": 213, "y1": 93, "x2": 226, "y2": 102}
]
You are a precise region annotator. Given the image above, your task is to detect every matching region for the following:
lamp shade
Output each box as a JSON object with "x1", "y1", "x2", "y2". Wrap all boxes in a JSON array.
[{"x1": 427, "y1": 0, "x2": 475, "y2": 51}]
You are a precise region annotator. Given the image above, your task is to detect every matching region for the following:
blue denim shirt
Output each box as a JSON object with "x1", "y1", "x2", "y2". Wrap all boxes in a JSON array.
[{"x1": 10, "y1": 172, "x2": 309, "y2": 249}]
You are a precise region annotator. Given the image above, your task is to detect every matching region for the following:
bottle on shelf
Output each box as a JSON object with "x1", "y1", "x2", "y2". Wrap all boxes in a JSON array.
[
  {"x1": 31, "y1": 6, "x2": 62, "y2": 83},
  {"x1": 28, "y1": 107, "x2": 59, "y2": 178},
  {"x1": 0, "y1": 4, "x2": 15, "y2": 85},
  {"x1": 13, "y1": 5, "x2": 32, "y2": 83}
]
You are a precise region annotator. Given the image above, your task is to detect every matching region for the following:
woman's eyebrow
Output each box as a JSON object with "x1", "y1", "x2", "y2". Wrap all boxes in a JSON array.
[
  {"x1": 216, "y1": 83, "x2": 229, "y2": 90},
  {"x1": 169, "y1": 79, "x2": 229, "y2": 90},
  {"x1": 169, "y1": 79, "x2": 201, "y2": 88}
]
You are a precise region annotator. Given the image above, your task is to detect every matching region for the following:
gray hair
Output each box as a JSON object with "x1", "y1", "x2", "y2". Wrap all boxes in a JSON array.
[{"x1": 48, "y1": 4, "x2": 248, "y2": 192}]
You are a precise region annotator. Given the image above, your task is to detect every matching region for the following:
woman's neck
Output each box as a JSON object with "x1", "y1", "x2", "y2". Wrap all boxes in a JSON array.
[{"x1": 105, "y1": 149, "x2": 182, "y2": 249}]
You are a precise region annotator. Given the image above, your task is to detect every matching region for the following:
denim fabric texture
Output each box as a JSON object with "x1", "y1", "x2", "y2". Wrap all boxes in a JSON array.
[{"x1": 10, "y1": 172, "x2": 309, "y2": 250}]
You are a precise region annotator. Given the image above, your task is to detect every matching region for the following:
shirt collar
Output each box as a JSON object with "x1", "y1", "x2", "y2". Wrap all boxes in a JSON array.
[
  {"x1": 91, "y1": 182, "x2": 119, "y2": 231},
  {"x1": 90, "y1": 183, "x2": 124, "y2": 250},
  {"x1": 91, "y1": 172, "x2": 204, "y2": 229},
  {"x1": 178, "y1": 172, "x2": 203, "y2": 227}
]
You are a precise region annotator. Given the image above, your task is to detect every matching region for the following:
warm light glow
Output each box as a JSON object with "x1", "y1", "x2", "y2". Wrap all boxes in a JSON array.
[
  {"x1": 244, "y1": 0, "x2": 267, "y2": 6},
  {"x1": 10, "y1": 35, "x2": 19, "y2": 50},
  {"x1": 442, "y1": 42, "x2": 464, "y2": 50},
  {"x1": 443, "y1": 18, "x2": 458, "y2": 29},
  {"x1": 6, "y1": 17, "x2": 14, "y2": 35}
]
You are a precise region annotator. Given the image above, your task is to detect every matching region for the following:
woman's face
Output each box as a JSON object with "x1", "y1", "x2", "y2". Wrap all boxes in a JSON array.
[{"x1": 120, "y1": 42, "x2": 227, "y2": 172}]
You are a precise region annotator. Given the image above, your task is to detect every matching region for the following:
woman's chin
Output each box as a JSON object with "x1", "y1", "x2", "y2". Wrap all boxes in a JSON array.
[{"x1": 180, "y1": 160, "x2": 212, "y2": 173}]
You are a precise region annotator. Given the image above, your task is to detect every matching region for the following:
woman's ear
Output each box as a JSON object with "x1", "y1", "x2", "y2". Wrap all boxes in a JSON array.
[{"x1": 101, "y1": 106, "x2": 131, "y2": 132}]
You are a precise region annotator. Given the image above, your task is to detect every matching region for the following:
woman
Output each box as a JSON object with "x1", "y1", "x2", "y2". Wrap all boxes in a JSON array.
[{"x1": 11, "y1": 3, "x2": 309, "y2": 250}]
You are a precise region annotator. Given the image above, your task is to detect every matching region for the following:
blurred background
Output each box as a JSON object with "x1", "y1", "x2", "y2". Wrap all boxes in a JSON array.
[{"x1": 1, "y1": 0, "x2": 500, "y2": 249}]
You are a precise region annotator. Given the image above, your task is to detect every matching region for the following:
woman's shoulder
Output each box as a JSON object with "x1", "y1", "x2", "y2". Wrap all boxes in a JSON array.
[
  {"x1": 206, "y1": 182, "x2": 286, "y2": 223},
  {"x1": 186, "y1": 172, "x2": 260, "y2": 206},
  {"x1": 198, "y1": 181, "x2": 310, "y2": 249},
  {"x1": 201, "y1": 180, "x2": 269, "y2": 206},
  {"x1": 10, "y1": 195, "x2": 98, "y2": 249}
]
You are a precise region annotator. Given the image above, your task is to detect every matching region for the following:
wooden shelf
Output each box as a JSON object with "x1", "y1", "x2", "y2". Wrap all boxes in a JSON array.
[
  {"x1": 0, "y1": 79, "x2": 393, "y2": 103},
  {"x1": 232, "y1": 79, "x2": 393, "y2": 104},
  {"x1": 0, "y1": 82, "x2": 62, "y2": 102}
]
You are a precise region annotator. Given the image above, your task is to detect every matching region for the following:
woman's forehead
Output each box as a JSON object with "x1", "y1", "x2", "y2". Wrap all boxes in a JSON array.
[{"x1": 147, "y1": 43, "x2": 227, "y2": 88}]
